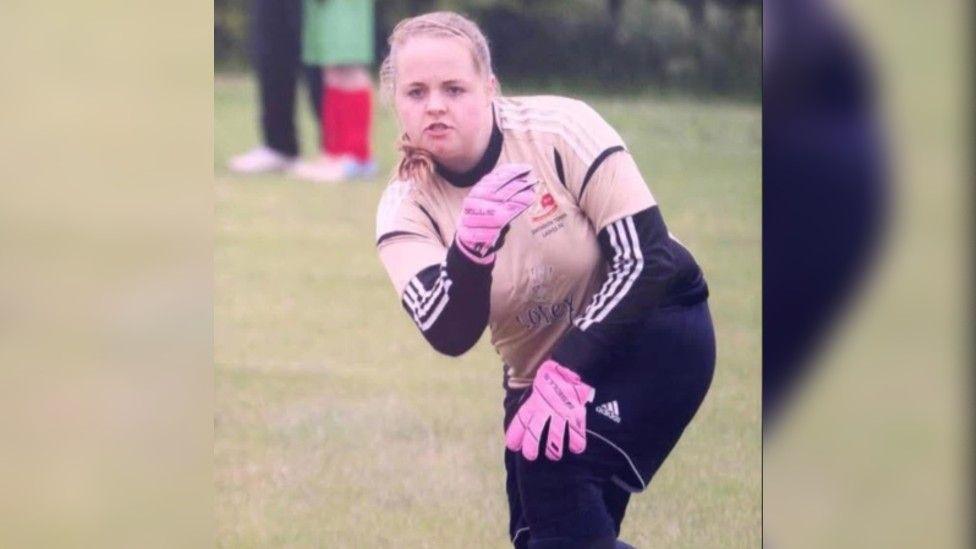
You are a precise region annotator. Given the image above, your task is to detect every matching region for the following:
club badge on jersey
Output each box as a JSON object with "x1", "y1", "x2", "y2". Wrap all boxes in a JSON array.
[{"x1": 528, "y1": 188, "x2": 568, "y2": 240}]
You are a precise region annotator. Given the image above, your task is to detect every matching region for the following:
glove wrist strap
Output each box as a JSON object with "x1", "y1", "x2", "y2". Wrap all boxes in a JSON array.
[{"x1": 455, "y1": 235, "x2": 496, "y2": 265}]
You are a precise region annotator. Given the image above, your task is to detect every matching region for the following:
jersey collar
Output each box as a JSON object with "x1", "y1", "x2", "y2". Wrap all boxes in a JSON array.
[{"x1": 435, "y1": 108, "x2": 503, "y2": 188}]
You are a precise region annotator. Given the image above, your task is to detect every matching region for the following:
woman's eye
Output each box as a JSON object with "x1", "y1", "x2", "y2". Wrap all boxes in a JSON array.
[
  {"x1": 407, "y1": 89, "x2": 424, "y2": 99},
  {"x1": 448, "y1": 86, "x2": 464, "y2": 96}
]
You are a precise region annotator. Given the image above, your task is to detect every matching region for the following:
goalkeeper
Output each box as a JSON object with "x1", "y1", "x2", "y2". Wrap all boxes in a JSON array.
[{"x1": 375, "y1": 12, "x2": 716, "y2": 548}]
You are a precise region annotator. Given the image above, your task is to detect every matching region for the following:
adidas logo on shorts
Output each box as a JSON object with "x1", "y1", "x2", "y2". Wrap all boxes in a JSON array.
[{"x1": 594, "y1": 400, "x2": 621, "y2": 423}]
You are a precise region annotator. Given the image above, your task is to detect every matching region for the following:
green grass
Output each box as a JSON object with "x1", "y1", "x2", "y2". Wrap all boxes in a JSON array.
[{"x1": 215, "y1": 74, "x2": 760, "y2": 547}]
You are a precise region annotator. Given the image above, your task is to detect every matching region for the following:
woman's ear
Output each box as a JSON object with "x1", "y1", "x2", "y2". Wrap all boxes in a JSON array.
[{"x1": 486, "y1": 74, "x2": 498, "y2": 101}]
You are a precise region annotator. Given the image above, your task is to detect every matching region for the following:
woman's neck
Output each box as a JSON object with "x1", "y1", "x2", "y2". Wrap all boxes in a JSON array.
[{"x1": 435, "y1": 108, "x2": 502, "y2": 188}]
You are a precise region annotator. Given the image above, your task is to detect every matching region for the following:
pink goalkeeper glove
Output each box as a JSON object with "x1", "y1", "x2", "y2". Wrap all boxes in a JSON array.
[
  {"x1": 505, "y1": 360, "x2": 595, "y2": 461},
  {"x1": 455, "y1": 163, "x2": 536, "y2": 264}
]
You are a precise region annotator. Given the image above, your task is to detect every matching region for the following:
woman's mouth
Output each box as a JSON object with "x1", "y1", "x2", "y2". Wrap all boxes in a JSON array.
[{"x1": 425, "y1": 123, "x2": 451, "y2": 137}]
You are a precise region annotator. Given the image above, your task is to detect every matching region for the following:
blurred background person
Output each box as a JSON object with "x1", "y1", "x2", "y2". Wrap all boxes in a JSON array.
[
  {"x1": 227, "y1": 0, "x2": 323, "y2": 174},
  {"x1": 762, "y1": 0, "x2": 888, "y2": 430},
  {"x1": 763, "y1": 0, "x2": 968, "y2": 546},
  {"x1": 291, "y1": 0, "x2": 377, "y2": 182}
]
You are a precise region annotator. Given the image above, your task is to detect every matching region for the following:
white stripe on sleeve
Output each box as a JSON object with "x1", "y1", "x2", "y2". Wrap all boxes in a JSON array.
[
  {"x1": 402, "y1": 268, "x2": 453, "y2": 331},
  {"x1": 574, "y1": 220, "x2": 629, "y2": 327},
  {"x1": 575, "y1": 216, "x2": 643, "y2": 331}
]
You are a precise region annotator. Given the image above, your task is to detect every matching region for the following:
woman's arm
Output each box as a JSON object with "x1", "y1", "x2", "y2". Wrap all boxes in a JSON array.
[
  {"x1": 552, "y1": 151, "x2": 707, "y2": 383},
  {"x1": 397, "y1": 241, "x2": 493, "y2": 356},
  {"x1": 377, "y1": 166, "x2": 535, "y2": 357}
]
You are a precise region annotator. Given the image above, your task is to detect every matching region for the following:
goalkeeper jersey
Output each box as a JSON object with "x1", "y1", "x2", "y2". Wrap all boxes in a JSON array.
[{"x1": 376, "y1": 95, "x2": 707, "y2": 389}]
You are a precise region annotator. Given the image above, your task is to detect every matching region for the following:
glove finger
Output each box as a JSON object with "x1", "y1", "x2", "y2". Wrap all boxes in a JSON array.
[
  {"x1": 487, "y1": 164, "x2": 533, "y2": 192},
  {"x1": 502, "y1": 189, "x2": 538, "y2": 221},
  {"x1": 489, "y1": 224, "x2": 511, "y2": 253},
  {"x1": 522, "y1": 412, "x2": 549, "y2": 461},
  {"x1": 503, "y1": 192, "x2": 536, "y2": 217},
  {"x1": 567, "y1": 414, "x2": 587, "y2": 454},
  {"x1": 472, "y1": 164, "x2": 532, "y2": 196},
  {"x1": 576, "y1": 383, "x2": 595, "y2": 405},
  {"x1": 500, "y1": 181, "x2": 538, "y2": 204},
  {"x1": 496, "y1": 171, "x2": 533, "y2": 195},
  {"x1": 505, "y1": 410, "x2": 529, "y2": 452},
  {"x1": 461, "y1": 226, "x2": 502, "y2": 241},
  {"x1": 550, "y1": 362, "x2": 580, "y2": 383},
  {"x1": 503, "y1": 193, "x2": 535, "y2": 214},
  {"x1": 545, "y1": 415, "x2": 567, "y2": 461}
]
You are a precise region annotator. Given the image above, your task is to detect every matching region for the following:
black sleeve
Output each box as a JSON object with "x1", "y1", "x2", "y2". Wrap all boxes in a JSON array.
[
  {"x1": 401, "y1": 241, "x2": 494, "y2": 357},
  {"x1": 551, "y1": 206, "x2": 707, "y2": 383}
]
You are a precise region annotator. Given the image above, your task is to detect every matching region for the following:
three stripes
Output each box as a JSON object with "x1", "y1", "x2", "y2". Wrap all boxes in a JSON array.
[
  {"x1": 403, "y1": 265, "x2": 452, "y2": 331},
  {"x1": 575, "y1": 216, "x2": 644, "y2": 331}
]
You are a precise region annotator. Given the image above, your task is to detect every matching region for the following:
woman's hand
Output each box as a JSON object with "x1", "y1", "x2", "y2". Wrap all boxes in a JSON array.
[
  {"x1": 505, "y1": 359, "x2": 595, "y2": 461},
  {"x1": 455, "y1": 164, "x2": 536, "y2": 264}
]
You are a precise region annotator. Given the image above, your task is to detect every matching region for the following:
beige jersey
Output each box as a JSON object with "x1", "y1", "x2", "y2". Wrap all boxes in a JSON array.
[{"x1": 376, "y1": 95, "x2": 658, "y2": 388}]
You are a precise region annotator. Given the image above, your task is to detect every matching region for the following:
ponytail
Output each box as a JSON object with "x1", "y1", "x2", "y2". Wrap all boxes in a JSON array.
[{"x1": 395, "y1": 133, "x2": 436, "y2": 186}]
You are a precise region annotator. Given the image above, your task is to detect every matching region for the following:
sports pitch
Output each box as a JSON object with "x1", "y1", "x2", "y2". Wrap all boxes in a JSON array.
[{"x1": 215, "y1": 76, "x2": 760, "y2": 547}]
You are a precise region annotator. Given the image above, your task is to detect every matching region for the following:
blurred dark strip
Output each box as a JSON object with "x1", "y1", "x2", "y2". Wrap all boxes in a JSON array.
[
  {"x1": 763, "y1": 0, "x2": 888, "y2": 429},
  {"x1": 763, "y1": 0, "x2": 970, "y2": 546}
]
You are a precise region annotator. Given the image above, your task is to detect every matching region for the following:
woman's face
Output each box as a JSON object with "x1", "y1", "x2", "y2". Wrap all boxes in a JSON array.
[{"x1": 393, "y1": 36, "x2": 495, "y2": 172}]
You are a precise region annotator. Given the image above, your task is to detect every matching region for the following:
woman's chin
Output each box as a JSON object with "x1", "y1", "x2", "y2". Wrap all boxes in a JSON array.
[{"x1": 425, "y1": 143, "x2": 456, "y2": 162}]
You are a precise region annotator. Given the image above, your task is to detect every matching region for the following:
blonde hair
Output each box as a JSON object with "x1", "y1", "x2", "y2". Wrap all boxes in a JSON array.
[{"x1": 379, "y1": 12, "x2": 495, "y2": 185}]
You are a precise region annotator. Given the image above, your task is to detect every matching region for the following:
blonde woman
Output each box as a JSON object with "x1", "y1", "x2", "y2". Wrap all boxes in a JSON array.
[{"x1": 375, "y1": 12, "x2": 715, "y2": 548}]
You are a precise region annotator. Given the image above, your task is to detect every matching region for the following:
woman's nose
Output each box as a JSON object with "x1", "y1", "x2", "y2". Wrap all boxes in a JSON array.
[{"x1": 426, "y1": 91, "x2": 446, "y2": 113}]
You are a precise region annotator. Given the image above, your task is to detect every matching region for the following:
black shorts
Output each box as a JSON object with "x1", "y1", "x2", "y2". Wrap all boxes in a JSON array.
[{"x1": 503, "y1": 300, "x2": 716, "y2": 546}]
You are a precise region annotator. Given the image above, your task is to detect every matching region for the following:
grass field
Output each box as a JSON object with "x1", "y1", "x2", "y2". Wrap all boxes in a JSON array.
[{"x1": 215, "y1": 75, "x2": 761, "y2": 547}]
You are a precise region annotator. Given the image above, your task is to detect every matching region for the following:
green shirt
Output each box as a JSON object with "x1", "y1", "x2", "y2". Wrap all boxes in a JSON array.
[{"x1": 302, "y1": 0, "x2": 375, "y2": 66}]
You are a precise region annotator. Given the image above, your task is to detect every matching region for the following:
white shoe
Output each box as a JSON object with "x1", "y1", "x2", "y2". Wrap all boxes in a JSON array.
[
  {"x1": 289, "y1": 158, "x2": 347, "y2": 183},
  {"x1": 227, "y1": 146, "x2": 295, "y2": 174},
  {"x1": 342, "y1": 159, "x2": 379, "y2": 179}
]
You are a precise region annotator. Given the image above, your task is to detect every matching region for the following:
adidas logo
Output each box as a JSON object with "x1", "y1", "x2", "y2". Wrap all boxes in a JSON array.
[{"x1": 594, "y1": 400, "x2": 621, "y2": 423}]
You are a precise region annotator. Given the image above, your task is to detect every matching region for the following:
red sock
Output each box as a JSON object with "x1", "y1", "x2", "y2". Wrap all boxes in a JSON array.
[
  {"x1": 322, "y1": 86, "x2": 372, "y2": 162},
  {"x1": 321, "y1": 86, "x2": 338, "y2": 155}
]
